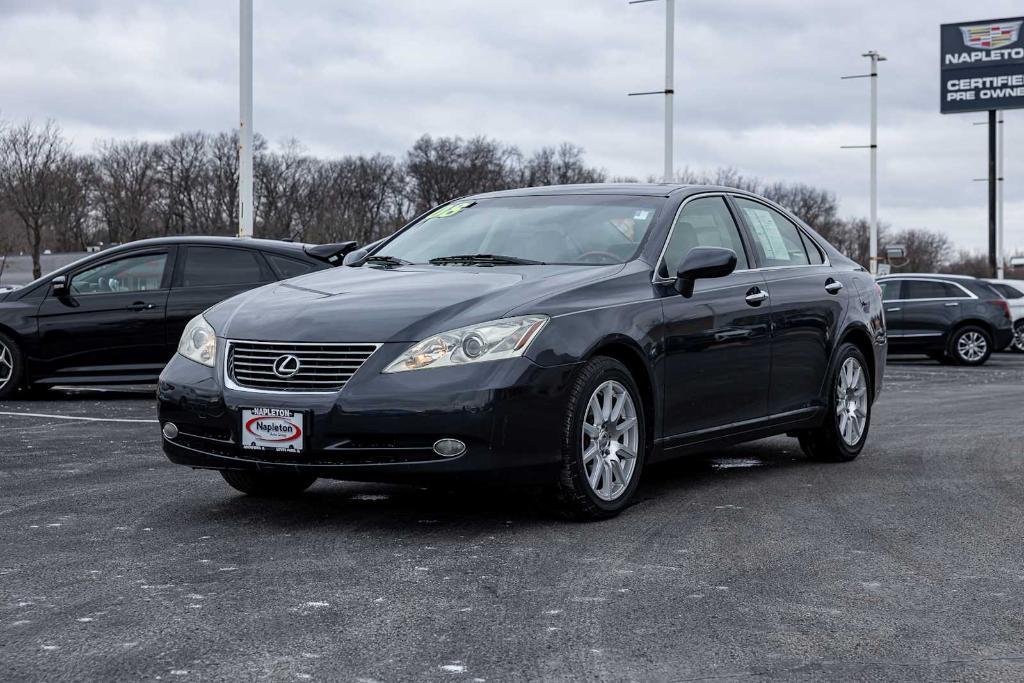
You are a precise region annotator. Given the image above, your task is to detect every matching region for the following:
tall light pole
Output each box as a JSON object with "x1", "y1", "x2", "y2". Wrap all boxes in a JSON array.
[
  {"x1": 842, "y1": 50, "x2": 886, "y2": 274},
  {"x1": 238, "y1": 0, "x2": 254, "y2": 239},
  {"x1": 997, "y1": 111, "x2": 1004, "y2": 279},
  {"x1": 628, "y1": 0, "x2": 675, "y2": 182}
]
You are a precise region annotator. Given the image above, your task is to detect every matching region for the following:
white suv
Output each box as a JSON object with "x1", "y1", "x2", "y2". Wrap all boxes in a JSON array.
[{"x1": 985, "y1": 279, "x2": 1024, "y2": 352}]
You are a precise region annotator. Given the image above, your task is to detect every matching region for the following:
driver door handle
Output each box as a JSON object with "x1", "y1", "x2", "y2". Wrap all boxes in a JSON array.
[
  {"x1": 745, "y1": 289, "x2": 769, "y2": 306},
  {"x1": 129, "y1": 301, "x2": 155, "y2": 312}
]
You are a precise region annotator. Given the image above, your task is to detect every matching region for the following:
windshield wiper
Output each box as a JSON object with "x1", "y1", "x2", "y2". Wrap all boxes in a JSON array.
[
  {"x1": 363, "y1": 255, "x2": 413, "y2": 268},
  {"x1": 428, "y1": 254, "x2": 545, "y2": 266}
]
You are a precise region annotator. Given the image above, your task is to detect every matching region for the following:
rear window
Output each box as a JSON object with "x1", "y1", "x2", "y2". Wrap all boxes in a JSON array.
[
  {"x1": 991, "y1": 282, "x2": 1024, "y2": 299},
  {"x1": 267, "y1": 254, "x2": 319, "y2": 279}
]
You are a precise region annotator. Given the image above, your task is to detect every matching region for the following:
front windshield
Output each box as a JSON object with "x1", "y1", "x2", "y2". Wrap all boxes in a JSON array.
[{"x1": 376, "y1": 195, "x2": 664, "y2": 265}]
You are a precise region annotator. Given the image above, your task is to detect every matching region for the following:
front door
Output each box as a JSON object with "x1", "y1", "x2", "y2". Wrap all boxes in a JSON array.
[
  {"x1": 659, "y1": 196, "x2": 772, "y2": 440},
  {"x1": 35, "y1": 249, "x2": 173, "y2": 382}
]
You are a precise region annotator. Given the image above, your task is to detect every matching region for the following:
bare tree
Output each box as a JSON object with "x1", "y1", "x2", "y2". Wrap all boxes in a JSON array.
[
  {"x1": 941, "y1": 250, "x2": 991, "y2": 277},
  {"x1": 300, "y1": 154, "x2": 407, "y2": 244},
  {"x1": 255, "y1": 139, "x2": 311, "y2": 240},
  {"x1": 883, "y1": 228, "x2": 951, "y2": 273},
  {"x1": 523, "y1": 143, "x2": 606, "y2": 187},
  {"x1": 405, "y1": 135, "x2": 521, "y2": 213},
  {"x1": 0, "y1": 120, "x2": 74, "y2": 278},
  {"x1": 49, "y1": 155, "x2": 95, "y2": 252},
  {"x1": 94, "y1": 139, "x2": 163, "y2": 243}
]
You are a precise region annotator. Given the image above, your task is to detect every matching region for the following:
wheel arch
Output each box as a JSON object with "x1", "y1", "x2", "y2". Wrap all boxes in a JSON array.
[
  {"x1": 585, "y1": 337, "x2": 657, "y2": 450},
  {"x1": 837, "y1": 324, "x2": 876, "y2": 398}
]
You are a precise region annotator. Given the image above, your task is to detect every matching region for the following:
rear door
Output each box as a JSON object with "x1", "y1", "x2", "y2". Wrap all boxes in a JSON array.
[
  {"x1": 35, "y1": 248, "x2": 173, "y2": 380},
  {"x1": 731, "y1": 196, "x2": 847, "y2": 416},
  {"x1": 659, "y1": 195, "x2": 772, "y2": 439},
  {"x1": 165, "y1": 245, "x2": 275, "y2": 352},
  {"x1": 900, "y1": 279, "x2": 973, "y2": 339}
]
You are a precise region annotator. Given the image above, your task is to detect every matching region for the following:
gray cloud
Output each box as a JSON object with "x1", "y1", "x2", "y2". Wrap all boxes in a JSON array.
[{"x1": 0, "y1": 0, "x2": 1020, "y2": 251}]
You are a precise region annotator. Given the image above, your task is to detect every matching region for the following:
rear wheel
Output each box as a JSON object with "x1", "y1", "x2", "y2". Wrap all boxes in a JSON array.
[
  {"x1": 0, "y1": 332, "x2": 24, "y2": 400},
  {"x1": 555, "y1": 357, "x2": 646, "y2": 521},
  {"x1": 948, "y1": 325, "x2": 991, "y2": 366},
  {"x1": 798, "y1": 343, "x2": 871, "y2": 463},
  {"x1": 220, "y1": 470, "x2": 317, "y2": 497}
]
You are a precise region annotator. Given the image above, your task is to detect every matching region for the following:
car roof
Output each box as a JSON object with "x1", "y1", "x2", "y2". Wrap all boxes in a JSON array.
[
  {"x1": 465, "y1": 183, "x2": 745, "y2": 199},
  {"x1": 878, "y1": 273, "x2": 978, "y2": 280},
  {"x1": 103, "y1": 235, "x2": 311, "y2": 256}
]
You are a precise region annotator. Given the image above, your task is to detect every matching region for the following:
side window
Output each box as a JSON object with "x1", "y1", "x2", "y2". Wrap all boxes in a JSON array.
[
  {"x1": 903, "y1": 280, "x2": 967, "y2": 300},
  {"x1": 661, "y1": 197, "x2": 748, "y2": 277},
  {"x1": 799, "y1": 231, "x2": 825, "y2": 265},
  {"x1": 267, "y1": 254, "x2": 319, "y2": 279},
  {"x1": 182, "y1": 247, "x2": 267, "y2": 287},
  {"x1": 733, "y1": 198, "x2": 810, "y2": 267},
  {"x1": 70, "y1": 253, "x2": 168, "y2": 295},
  {"x1": 878, "y1": 280, "x2": 901, "y2": 301}
]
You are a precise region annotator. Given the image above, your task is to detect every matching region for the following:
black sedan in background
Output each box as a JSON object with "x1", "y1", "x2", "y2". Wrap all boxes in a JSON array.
[
  {"x1": 159, "y1": 184, "x2": 887, "y2": 520},
  {"x1": 877, "y1": 273, "x2": 1014, "y2": 366},
  {"x1": 0, "y1": 236, "x2": 354, "y2": 398}
]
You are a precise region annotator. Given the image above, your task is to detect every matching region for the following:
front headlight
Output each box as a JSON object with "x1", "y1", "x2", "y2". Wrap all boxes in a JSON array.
[
  {"x1": 383, "y1": 315, "x2": 549, "y2": 373},
  {"x1": 177, "y1": 314, "x2": 217, "y2": 367}
]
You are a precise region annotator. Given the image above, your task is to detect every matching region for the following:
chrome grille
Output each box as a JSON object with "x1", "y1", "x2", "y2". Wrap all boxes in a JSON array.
[{"x1": 227, "y1": 340, "x2": 378, "y2": 392}]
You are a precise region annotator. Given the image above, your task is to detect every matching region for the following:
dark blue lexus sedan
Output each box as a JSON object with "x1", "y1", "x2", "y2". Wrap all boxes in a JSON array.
[{"x1": 158, "y1": 184, "x2": 887, "y2": 520}]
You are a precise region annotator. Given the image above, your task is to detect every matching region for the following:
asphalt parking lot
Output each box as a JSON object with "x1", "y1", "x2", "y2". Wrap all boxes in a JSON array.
[{"x1": 2, "y1": 356, "x2": 1023, "y2": 681}]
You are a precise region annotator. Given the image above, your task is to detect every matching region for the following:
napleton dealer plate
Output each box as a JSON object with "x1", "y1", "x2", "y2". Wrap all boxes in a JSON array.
[{"x1": 241, "y1": 408, "x2": 304, "y2": 452}]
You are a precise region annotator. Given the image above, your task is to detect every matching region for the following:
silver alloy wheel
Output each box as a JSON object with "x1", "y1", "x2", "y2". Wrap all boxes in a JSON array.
[
  {"x1": 0, "y1": 340, "x2": 12, "y2": 392},
  {"x1": 835, "y1": 357, "x2": 868, "y2": 447},
  {"x1": 582, "y1": 380, "x2": 639, "y2": 501},
  {"x1": 956, "y1": 330, "x2": 987, "y2": 363}
]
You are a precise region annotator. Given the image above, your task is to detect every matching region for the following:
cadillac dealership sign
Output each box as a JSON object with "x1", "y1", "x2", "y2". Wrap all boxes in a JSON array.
[{"x1": 941, "y1": 17, "x2": 1024, "y2": 113}]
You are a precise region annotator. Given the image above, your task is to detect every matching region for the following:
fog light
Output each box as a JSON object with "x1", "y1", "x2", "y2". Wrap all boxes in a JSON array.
[
  {"x1": 162, "y1": 422, "x2": 179, "y2": 440},
  {"x1": 433, "y1": 438, "x2": 466, "y2": 457}
]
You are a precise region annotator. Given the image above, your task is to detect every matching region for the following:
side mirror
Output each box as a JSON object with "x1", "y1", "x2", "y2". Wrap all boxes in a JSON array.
[
  {"x1": 342, "y1": 248, "x2": 369, "y2": 267},
  {"x1": 52, "y1": 275, "x2": 69, "y2": 297},
  {"x1": 674, "y1": 247, "x2": 737, "y2": 297}
]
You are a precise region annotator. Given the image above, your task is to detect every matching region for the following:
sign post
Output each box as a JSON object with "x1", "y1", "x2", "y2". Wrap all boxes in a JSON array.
[{"x1": 941, "y1": 16, "x2": 1024, "y2": 276}]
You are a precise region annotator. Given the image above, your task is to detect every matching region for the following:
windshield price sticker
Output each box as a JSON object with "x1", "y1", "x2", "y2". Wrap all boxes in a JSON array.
[{"x1": 427, "y1": 201, "x2": 476, "y2": 219}]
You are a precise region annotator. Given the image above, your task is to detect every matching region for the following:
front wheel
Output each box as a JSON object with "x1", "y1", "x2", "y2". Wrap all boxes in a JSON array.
[
  {"x1": 220, "y1": 470, "x2": 317, "y2": 497},
  {"x1": 798, "y1": 343, "x2": 871, "y2": 463},
  {"x1": 555, "y1": 357, "x2": 646, "y2": 521},
  {"x1": 1010, "y1": 321, "x2": 1024, "y2": 353},
  {"x1": 949, "y1": 325, "x2": 991, "y2": 366},
  {"x1": 0, "y1": 332, "x2": 24, "y2": 400}
]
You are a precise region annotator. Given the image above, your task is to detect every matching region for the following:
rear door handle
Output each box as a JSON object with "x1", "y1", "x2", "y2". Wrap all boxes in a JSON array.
[
  {"x1": 745, "y1": 289, "x2": 769, "y2": 306},
  {"x1": 824, "y1": 279, "x2": 844, "y2": 295},
  {"x1": 944, "y1": 302, "x2": 959, "y2": 307},
  {"x1": 886, "y1": 307, "x2": 901, "y2": 312},
  {"x1": 129, "y1": 301, "x2": 155, "y2": 312}
]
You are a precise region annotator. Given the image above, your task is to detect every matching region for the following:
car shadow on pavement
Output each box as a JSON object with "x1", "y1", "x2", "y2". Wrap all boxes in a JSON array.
[{"x1": 177, "y1": 438, "x2": 815, "y2": 529}]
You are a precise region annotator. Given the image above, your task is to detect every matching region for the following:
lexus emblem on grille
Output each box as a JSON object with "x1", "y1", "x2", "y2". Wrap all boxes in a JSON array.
[{"x1": 272, "y1": 354, "x2": 301, "y2": 378}]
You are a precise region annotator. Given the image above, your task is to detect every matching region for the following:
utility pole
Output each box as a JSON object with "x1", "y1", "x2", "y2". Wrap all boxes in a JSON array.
[
  {"x1": 997, "y1": 111, "x2": 1004, "y2": 279},
  {"x1": 842, "y1": 50, "x2": 886, "y2": 275},
  {"x1": 238, "y1": 0, "x2": 254, "y2": 239},
  {"x1": 628, "y1": 0, "x2": 675, "y2": 182}
]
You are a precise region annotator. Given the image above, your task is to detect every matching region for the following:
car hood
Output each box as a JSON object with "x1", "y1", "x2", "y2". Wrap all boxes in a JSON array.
[{"x1": 207, "y1": 263, "x2": 623, "y2": 343}]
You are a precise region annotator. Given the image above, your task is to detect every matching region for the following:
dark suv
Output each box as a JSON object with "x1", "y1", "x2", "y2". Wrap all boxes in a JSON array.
[{"x1": 877, "y1": 274, "x2": 1014, "y2": 365}]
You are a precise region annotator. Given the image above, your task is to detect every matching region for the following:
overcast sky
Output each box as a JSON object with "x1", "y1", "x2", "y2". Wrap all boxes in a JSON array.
[{"x1": 0, "y1": 0, "x2": 1021, "y2": 252}]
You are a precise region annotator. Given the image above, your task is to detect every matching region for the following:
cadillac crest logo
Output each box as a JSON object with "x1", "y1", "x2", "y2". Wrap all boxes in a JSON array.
[{"x1": 960, "y1": 21, "x2": 1022, "y2": 50}]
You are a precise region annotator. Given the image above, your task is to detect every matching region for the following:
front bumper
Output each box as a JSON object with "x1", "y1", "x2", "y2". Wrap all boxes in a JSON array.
[{"x1": 157, "y1": 345, "x2": 579, "y2": 484}]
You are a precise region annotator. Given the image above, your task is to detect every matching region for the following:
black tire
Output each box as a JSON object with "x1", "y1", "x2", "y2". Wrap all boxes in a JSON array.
[
  {"x1": 220, "y1": 470, "x2": 317, "y2": 497},
  {"x1": 0, "y1": 331, "x2": 24, "y2": 401},
  {"x1": 554, "y1": 356, "x2": 646, "y2": 521},
  {"x1": 798, "y1": 342, "x2": 871, "y2": 463},
  {"x1": 1010, "y1": 320, "x2": 1024, "y2": 354},
  {"x1": 948, "y1": 325, "x2": 992, "y2": 366}
]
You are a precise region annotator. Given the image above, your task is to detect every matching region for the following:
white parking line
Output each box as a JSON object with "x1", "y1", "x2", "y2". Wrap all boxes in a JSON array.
[{"x1": 0, "y1": 411, "x2": 158, "y2": 424}]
